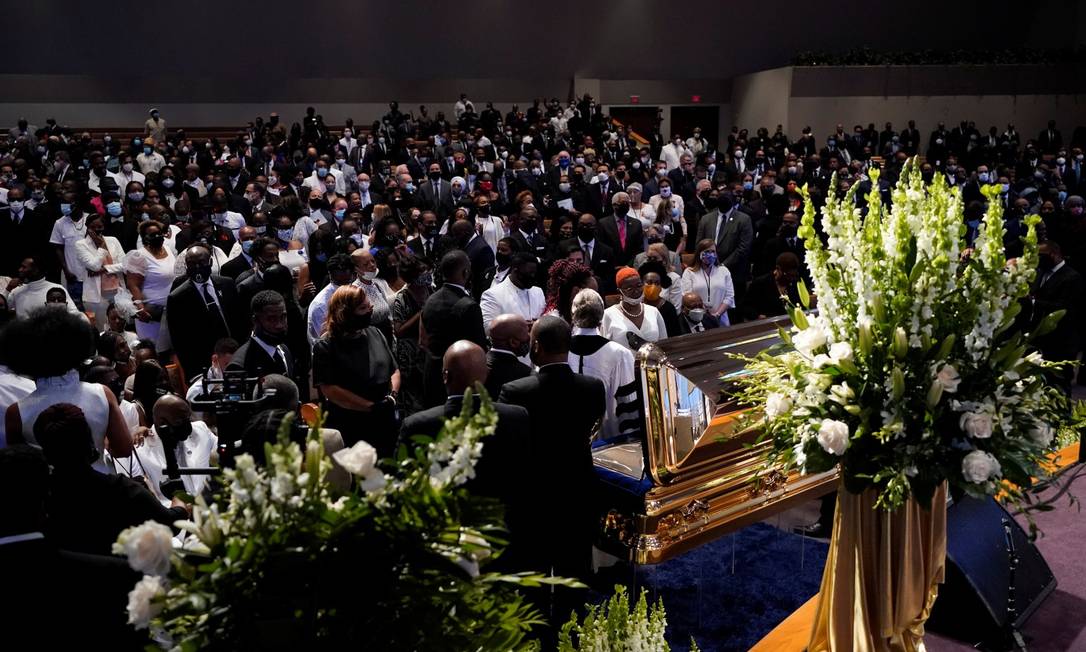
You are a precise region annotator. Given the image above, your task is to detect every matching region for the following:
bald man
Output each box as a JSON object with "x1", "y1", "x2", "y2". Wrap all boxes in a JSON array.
[
  {"x1": 485, "y1": 314, "x2": 532, "y2": 397},
  {"x1": 121, "y1": 394, "x2": 218, "y2": 506},
  {"x1": 399, "y1": 340, "x2": 532, "y2": 563}
]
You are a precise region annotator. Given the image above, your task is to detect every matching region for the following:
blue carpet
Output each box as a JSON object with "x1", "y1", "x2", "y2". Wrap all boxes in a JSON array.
[{"x1": 590, "y1": 523, "x2": 828, "y2": 651}]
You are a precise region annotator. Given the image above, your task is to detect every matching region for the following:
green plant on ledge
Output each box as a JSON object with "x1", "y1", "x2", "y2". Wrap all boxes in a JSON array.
[{"x1": 558, "y1": 585, "x2": 700, "y2": 652}]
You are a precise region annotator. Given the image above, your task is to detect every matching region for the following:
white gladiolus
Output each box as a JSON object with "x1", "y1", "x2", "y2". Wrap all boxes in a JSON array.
[
  {"x1": 962, "y1": 450, "x2": 1002, "y2": 484},
  {"x1": 113, "y1": 521, "x2": 174, "y2": 577},
  {"x1": 126, "y1": 575, "x2": 166, "y2": 630},
  {"x1": 935, "y1": 364, "x2": 961, "y2": 393},
  {"x1": 959, "y1": 411, "x2": 994, "y2": 439},
  {"x1": 793, "y1": 324, "x2": 828, "y2": 356},
  {"x1": 829, "y1": 382, "x2": 855, "y2": 405},
  {"x1": 816, "y1": 419, "x2": 850, "y2": 456},
  {"x1": 765, "y1": 393, "x2": 793, "y2": 419}
]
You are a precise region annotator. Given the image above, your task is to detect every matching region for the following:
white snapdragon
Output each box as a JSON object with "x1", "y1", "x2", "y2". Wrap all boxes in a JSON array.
[
  {"x1": 816, "y1": 419, "x2": 850, "y2": 455},
  {"x1": 961, "y1": 450, "x2": 1002, "y2": 484}
]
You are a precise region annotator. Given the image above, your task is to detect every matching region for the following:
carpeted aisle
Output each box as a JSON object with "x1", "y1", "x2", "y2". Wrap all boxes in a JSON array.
[{"x1": 591, "y1": 522, "x2": 829, "y2": 651}]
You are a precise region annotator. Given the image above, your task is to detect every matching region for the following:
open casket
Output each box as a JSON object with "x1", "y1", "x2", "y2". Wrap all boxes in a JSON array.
[{"x1": 593, "y1": 316, "x2": 838, "y2": 564}]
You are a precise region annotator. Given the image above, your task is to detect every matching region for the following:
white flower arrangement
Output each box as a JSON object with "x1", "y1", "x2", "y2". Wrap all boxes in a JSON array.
[{"x1": 735, "y1": 160, "x2": 1076, "y2": 510}]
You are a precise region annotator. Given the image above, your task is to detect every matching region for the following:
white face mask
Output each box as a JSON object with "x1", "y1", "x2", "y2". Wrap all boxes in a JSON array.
[
  {"x1": 361, "y1": 270, "x2": 377, "y2": 281},
  {"x1": 621, "y1": 289, "x2": 644, "y2": 305},
  {"x1": 687, "y1": 308, "x2": 705, "y2": 323}
]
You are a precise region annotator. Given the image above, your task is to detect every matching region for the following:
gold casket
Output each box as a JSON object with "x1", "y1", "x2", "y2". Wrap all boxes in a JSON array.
[{"x1": 593, "y1": 316, "x2": 838, "y2": 564}]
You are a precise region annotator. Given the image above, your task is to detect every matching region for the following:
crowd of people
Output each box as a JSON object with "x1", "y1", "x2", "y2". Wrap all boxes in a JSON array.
[{"x1": 0, "y1": 97, "x2": 1082, "y2": 639}]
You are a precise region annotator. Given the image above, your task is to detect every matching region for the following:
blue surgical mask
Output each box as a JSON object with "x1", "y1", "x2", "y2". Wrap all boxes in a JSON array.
[
  {"x1": 143, "y1": 146, "x2": 152, "y2": 155},
  {"x1": 241, "y1": 239, "x2": 254, "y2": 255},
  {"x1": 334, "y1": 208, "x2": 346, "y2": 220},
  {"x1": 350, "y1": 233, "x2": 363, "y2": 246},
  {"x1": 742, "y1": 181, "x2": 753, "y2": 191},
  {"x1": 316, "y1": 167, "x2": 328, "y2": 178},
  {"x1": 977, "y1": 172, "x2": 990, "y2": 183},
  {"x1": 106, "y1": 202, "x2": 123, "y2": 217},
  {"x1": 1058, "y1": 190, "x2": 1068, "y2": 203},
  {"x1": 60, "y1": 203, "x2": 72, "y2": 216},
  {"x1": 128, "y1": 191, "x2": 144, "y2": 202},
  {"x1": 701, "y1": 251, "x2": 717, "y2": 267},
  {"x1": 277, "y1": 228, "x2": 294, "y2": 242}
]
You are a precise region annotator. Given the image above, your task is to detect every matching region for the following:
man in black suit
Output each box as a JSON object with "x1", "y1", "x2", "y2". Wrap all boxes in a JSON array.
[
  {"x1": 235, "y1": 237, "x2": 280, "y2": 313},
  {"x1": 219, "y1": 225, "x2": 257, "y2": 280},
  {"x1": 507, "y1": 205, "x2": 550, "y2": 265},
  {"x1": 407, "y1": 211, "x2": 442, "y2": 264},
  {"x1": 585, "y1": 163, "x2": 616, "y2": 218},
  {"x1": 449, "y1": 217, "x2": 495, "y2": 301},
  {"x1": 400, "y1": 341, "x2": 531, "y2": 560},
  {"x1": 1028, "y1": 241, "x2": 1085, "y2": 393},
  {"x1": 753, "y1": 211, "x2": 806, "y2": 278},
  {"x1": 226, "y1": 290, "x2": 294, "y2": 380},
  {"x1": 676, "y1": 292, "x2": 720, "y2": 335},
  {"x1": 421, "y1": 250, "x2": 488, "y2": 407},
  {"x1": 1038, "y1": 119, "x2": 1063, "y2": 155},
  {"x1": 561, "y1": 213, "x2": 616, "y2": 294},
  {"x1": 417, "y1": 162, "x2": 454, "y2": 220},
  {"x1": 498, "y1": 316, "x2": 605, "y2": 582},
  {"x1": 0, "y1": 187, "x2": 53, "y2": 278},
  {"x1": 596, "y1": 192, "x2": 645, "y2": 268},
  {"x1": 745, "y1": 252, "x2": 802, "y2": 322},
  {"x1": 167, "y1": 245, "x2": 243, "y2": 383},
  {"x1": 485, "y1": 314, "x2": 532, "y2": 398}
]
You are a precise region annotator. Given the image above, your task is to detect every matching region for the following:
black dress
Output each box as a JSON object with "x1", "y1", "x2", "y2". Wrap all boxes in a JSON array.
[{"x1": 312, "y1": 327, "x2": 398, "y2": 454}]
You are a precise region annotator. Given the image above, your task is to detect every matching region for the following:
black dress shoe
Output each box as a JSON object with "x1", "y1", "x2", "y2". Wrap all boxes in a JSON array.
[{"x1": 793, "y1": 522, "x2": 831, "y2": 539}]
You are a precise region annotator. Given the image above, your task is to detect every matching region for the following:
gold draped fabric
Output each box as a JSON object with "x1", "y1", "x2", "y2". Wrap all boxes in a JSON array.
[{"x1": 807, "y1": 482, "x2": 947, "y2": 652}]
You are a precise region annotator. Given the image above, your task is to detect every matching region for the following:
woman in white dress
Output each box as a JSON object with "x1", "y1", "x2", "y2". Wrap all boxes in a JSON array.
[
  {"x1": 627, "y1": 182, "x2": 657, "y2": 233},
  {"x1": 601, "y1": 267, "x2": 668, "y2": 351},
  {"x1": 681, "y1": 238, "x2": 736, "y2": 326},
  {"x1": 75, "y1": 213, "x2": 126, "y2": 328},
  {"x1": 125, "y1": 220, "x2": 177, "y2": 344},
  {"x1": 4, "y1": 306, "x2": 133, "y2": 472}
]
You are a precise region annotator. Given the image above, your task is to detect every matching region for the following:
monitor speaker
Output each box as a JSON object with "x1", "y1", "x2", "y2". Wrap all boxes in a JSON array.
[{"x1": 927, "y1": 496, "x2": 1056, "y2": 644}]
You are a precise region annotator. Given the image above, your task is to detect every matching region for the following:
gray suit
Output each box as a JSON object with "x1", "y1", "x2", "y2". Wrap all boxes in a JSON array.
[
  {"x1": 332, "y1": 163, "x2": 358, "y2": 193},
  {"x1": 695, "y1": 206, "x2": 754, "y2": 285},
  {"x1": 417, "y1": 179, "x2": 454, "y2": 219}
]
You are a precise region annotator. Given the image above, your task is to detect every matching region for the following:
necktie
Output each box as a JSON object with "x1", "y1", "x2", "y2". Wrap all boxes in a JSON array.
[
  {"x1": 202, "y1": 283, "x2": 229, "y2": 336},
  {"x1": 617, "y1": 218, "x2": 626, "y2": 249},
  {"x1": 271, "y1": 347, "x2": 286, "y2": 374},
  {"x1": 424, "y1": 239, "x2": 432, "y2": 258},
  {"x1": 583, "y1": 244, "x2": 592, "y2": 261}
]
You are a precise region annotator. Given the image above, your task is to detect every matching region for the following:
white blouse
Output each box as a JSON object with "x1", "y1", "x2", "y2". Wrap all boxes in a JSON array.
[
  {"x1": 601, "y1": 303, "x2": 669, "y2": 351},
  {"x1": 681, "y1": 265, "x2": 735, "y2": 325}
]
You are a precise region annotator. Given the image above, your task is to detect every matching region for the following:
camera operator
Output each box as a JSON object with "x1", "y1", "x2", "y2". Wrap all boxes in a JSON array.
[
  {"x1": 249, "y1": 374, "x2": 350, "y2": 490},
  {"x1": 120, "y1": 394, "x2": 218, "y2": 506}
]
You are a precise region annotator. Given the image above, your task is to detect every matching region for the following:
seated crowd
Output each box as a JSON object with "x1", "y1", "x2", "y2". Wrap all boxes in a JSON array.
[{"x1": 0, "y1": 100, "x2": 1082, "y2": 638}]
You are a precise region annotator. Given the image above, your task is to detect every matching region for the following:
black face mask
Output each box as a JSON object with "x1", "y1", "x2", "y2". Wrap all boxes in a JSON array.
[
  {"x1": 429, "y1": 171, "x2": 442, "y2": 180},
  {"x1": 614, "y1": 203, "x2": 629, "y2": 217},
  {"x1": 157, "y1": 420, "x2": 193, "y2": 444},
  {"x1": 309, "y1": 198, "x2": 325, "y2": 210},
  {"x1": 347, "y1": 312, "x2": 372, "y2": 332},
  {"x1": 779, "y1": 223, "x2": 798, "y2": 237},
  {"x1": 477, "y1": 205, "x2": 490, "y2": 216},
  {"x1": 188, "y1": 263, "x2": 213, "y2": 284},
  {"x1": 577, "y1": 226, "x2": 596, "y2": 242},
  {"x1": 703, "y1": 197, "x2": 718, "y2": 211},
  {"x1": 1038, "y1": 254, "x2": 1056, "y2": 271},
  {"x1": 514, "y1": 339, "x2": 531, "y2": 358},
  {"x1": 143, "y1": 233, "x2": 165, "y2": 249},
  {"x1": 495, "y1": 252, "x2": 512, "y2": 268}
]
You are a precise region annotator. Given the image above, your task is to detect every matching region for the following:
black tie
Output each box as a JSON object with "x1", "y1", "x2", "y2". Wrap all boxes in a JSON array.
[
  {"x1": 202, "y1": 283, "x2": 229, "y2": 337},
  {"x1": 271, "y1": 348, "x2": 286, "y2": 374},
  {"x1": 424, "y1": 239, "x2": 433, "y2": 259}
]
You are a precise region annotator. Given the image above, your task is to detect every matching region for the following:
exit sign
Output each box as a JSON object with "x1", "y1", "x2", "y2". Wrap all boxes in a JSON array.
[
  {"x1": 629, "y1": 95, "x2": 640, "y2": 104},
  {"x1": 691, "y1": 95, "x2": 702, "y2": 103}
]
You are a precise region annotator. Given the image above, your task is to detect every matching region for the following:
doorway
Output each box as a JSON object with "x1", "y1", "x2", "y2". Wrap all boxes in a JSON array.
[
  {"x1": 610, "y1": 106, "x2": 660, "y2": 141},
  {"x1": 670, "y1": 106, "x2": 721, "y2": 150}
]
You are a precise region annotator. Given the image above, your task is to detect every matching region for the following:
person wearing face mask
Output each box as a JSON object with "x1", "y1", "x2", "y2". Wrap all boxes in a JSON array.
[
  {"x1": 626, "y1": 183, "x2": 656, "y2": 232},
  {"x1": 227, "y1": 290, "x2": 295, "y2": 383},
  {"x1": 7, "y1": 256, "x2": 79, "y2": 317},
  {"x1": 408, "y1": 210, "x2": 443, "y2": 263},
  {"x1": 74, "y1": 213, "x2": 125, "y2": 327},
  {"x1": 1, "y1": 187, "x2": 54, "y2": 280},
  {"x1": 1024, "y1": 240, "x2": 1084, "y2": 394},
  {"x1": 481, "y1": 313, "x2": 532, "y2": 397},
  {"x1": 660, "y1": 134, "x2": 690, "y2": 172},
  {"x1": 306, "y1": 254, "x2": 357, "y2": 346},
  {"x1": 208, "y1": 193, "x2": 247, "y2": 240},
  {"x1": 125, "y1": 221, "x2": 176, "y2": 344},
  {"x1": 351, "y1": 248, "x2": 394, "y2": 345},
  {"x1": 677, "y1": 292, "x2": 719, "y2": 335},
  {"x1": 49, "y1": 191, "x2": 89, "y2": 307},
  {"x1": 681, "y1": 239, "x2": 735, "y2": 327},
  {"x1": 128, "y1": 394, "x2": 217, "y2": 507},
  {"x1": 637, "y1": 261, "x2": 681, "y2": 337},
  {"x1": 312, "y1": 285, "x2": 401, "y2": 452},
  {"x1": 418, "y1": 162, "x2": 454, "y2": 220},
  {"x1": 303, "y1": 157, "x2": 346, "y2": 196},
  {"x1": 388, "y1": 256, "x2": 432, "y2": 415},
  {"x1": 597, "y1": 192, "x2": 646, "y2": 269},
  {"x1": 601, "y1": 267, "x2": 668, "y2": 350},
  {"x1": 559, "y1": 213, "x2": 615, "y2": 294},
  {"x1": 110, "y1": 155, "x2": 145, "y2": 190},
  {"x1": 165, "y1": 245, "x2": 243, "y2": 381},
  {"x1": 219, "y1": 225, "x2": 259, "y2": 280},
  {"x1": 745, "y1": 252, "x2": 804, "y2": 321},
  {"x1": 567, "y1": 289, "x2": 638, "y2": 442},
  {"x1": 480, "y1": 252, "x2": 546, "y2": 334},
  {"x1": 136, "y1": 139, "x2": 166, "y2": 175}
]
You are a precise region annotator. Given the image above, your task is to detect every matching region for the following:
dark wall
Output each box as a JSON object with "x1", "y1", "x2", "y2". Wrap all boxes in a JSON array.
[{"x1": 8, "y1": 0, "x2": 1083, "y2": 103}]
